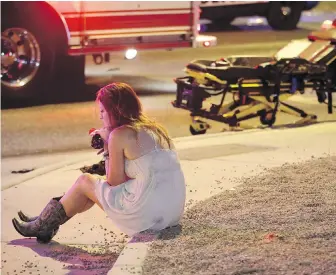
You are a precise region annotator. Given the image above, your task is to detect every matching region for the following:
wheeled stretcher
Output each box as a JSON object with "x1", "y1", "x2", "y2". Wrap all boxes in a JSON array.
[{"x1": 172, "y1": 33, "x2": 336, "y2": 135}]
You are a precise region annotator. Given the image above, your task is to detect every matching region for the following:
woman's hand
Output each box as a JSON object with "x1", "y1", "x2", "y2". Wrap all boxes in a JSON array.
[{"x1": 90, "y1": 127, "x2": 113, "y2": 145}]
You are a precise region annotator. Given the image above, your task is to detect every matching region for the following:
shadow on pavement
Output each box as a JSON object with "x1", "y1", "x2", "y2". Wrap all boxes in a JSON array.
[
  {"x1": 1, "y1": 83, "x2": 97, "y2": 109},
  {"x1": 1, "y1": 75, "x2": 171, "y2": 110},
  {"x1": 268, "y1": 119, "x2": 336, "y2": 130},
  {"x1": 205, "y1": 23, "x2": 271, "y2": 32},
  {"x1": 128, "y1": 225, "x2": 183, "y2": 243},
  {"x1": 157, "y1": 225, "x2": 183, "y2": 241},
  {"x1": 8, "y1": 238, "x2": 118, "y2": 275},
  {"x1": 216, "y1": 120, "x2": 336, "y2": 134},
  {"x1": 203, "y1": 23, "x2": 313, "y2": 33}
]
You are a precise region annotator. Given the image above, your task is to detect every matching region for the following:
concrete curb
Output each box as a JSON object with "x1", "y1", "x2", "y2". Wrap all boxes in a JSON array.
[
  {"x1": 3, "y1": 122, "x2": 333, "y2": 191},
  {"x1": 108, "y1": 232, "x2": 159, "y2": 275},
  {"x1": 2, "y1": 127, "x2": 265, "y2": 191}
]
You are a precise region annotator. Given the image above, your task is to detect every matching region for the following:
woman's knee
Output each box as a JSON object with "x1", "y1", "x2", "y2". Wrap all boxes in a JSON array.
[
  {"x1": 75, "y1": 173, "x2": 96, "y2": 192},
  {"x1": 76, "y1": 173, "x2": 101, "y2": 203}
]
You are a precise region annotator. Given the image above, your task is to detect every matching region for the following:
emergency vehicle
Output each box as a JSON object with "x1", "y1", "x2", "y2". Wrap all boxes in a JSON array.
[
  {"x1": 200, "y1": 1, "x2": 319, "y2": 30},
  {"x1": 1, "y1": 1, "x2": 216, "y2": 101}
]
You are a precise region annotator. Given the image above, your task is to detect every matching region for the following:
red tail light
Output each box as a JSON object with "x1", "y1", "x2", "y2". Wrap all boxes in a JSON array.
[{"x1": 203, "y1": 41, "x2": 210, "y2": 47}]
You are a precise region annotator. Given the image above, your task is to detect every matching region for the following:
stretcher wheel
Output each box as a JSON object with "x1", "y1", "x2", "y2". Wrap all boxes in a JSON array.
[
  {"x1": 189, "y1": 119, "x2": 209, "y2": 135},
  {"x1": 189, "y1": 125, "x2": 207, "y2": 135},
  {"x1": 260, "y1": 110, "x2": 276, "y2": 126}
]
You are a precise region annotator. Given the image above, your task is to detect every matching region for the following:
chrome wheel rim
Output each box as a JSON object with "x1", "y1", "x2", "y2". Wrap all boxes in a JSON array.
[
  {"x1": 280, "y1": 6, "x2": 292, "y2": 17},
  {"x1": 1, "y1": 28, "x2": 41, "y2": 88}
]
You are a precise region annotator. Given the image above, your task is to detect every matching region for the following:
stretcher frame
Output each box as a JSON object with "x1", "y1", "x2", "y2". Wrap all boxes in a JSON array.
[{"x1": 172, "y1": 35, "x2": 336, "y2": 134}]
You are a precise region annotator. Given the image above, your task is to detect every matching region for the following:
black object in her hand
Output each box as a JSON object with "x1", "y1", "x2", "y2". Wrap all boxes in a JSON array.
[{"x1": 91, "y1": 134, "x2": 104, "y2": 149}]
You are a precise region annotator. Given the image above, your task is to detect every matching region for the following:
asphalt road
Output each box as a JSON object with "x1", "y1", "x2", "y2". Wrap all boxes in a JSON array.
[
  {"x1": 2, "y1": 90, "x2": 336, "y2": 158},
  {"x1": 2, "y1": 21, "x2": 335, "y2": 158}
]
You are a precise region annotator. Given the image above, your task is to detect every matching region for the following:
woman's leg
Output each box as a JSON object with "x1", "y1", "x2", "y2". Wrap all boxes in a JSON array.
[
  {"x1": 60, "y1": 173, "x2": 104, "y2": 217},
  {"x1": 12, "y1": 173, "x2": 104, "y2": 243}
]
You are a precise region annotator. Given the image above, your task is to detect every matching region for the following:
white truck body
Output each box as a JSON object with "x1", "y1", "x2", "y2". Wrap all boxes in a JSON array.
[
  {"x1": 1, "y1": 1, "x2": 216, "y2": 101},
  {"x1": 47, "y1": 1, "x2": 216, "y2": 55}
]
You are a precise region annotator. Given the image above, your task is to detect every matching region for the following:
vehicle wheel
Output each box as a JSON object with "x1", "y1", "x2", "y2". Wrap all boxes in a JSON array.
[
  {"x1": 1, "y1": 3, "x2": 69, "y2": 102},
  {"x1": 266, "y1": 2, "x2": 304, "y2": 30},
  {"x1": 260, "y1": 110, "x2": 276, "y2": 126},
  {"x1": 190, "y1": 125, "x2": 207, "y2": 135}
]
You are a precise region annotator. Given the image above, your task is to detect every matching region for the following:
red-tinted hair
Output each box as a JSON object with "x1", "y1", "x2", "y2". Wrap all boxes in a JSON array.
[
  {"x1": 96, "y1": 82, "x2": 172, "y2": 147},
  {"x1": 96, "y1": 82, "x2": 142, "y2": 125}
]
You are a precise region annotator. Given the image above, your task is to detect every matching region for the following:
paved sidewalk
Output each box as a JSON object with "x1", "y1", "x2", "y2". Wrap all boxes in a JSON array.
[{"x1": 1, "y1": 122, "x2": 336, "y2": 275}]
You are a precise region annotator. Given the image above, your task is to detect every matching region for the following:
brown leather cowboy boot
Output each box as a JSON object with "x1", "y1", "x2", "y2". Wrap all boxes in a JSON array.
[
  {"x1": 17, "y1": 209, "x2": 61, "y2": 242},
  {"x1": 12, "y1": 197, "x2": 70, "y2": 243},
  {"x1": 17, "y1": 211, "x2": 39, "y2": 223},
  {"x1": 17, "y1": 196, "x2": 64, "y2": 222}
]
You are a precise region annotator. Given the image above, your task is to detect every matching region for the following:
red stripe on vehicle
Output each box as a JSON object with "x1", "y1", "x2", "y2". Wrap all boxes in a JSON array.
[
  {"x1": 65, "y1": 14, "x2": 192, "y2": 32},
  {"x1": 68, "y1": 41, "x2": 191, "y2": 55},
  {"x1": 70, "y1": 29, "x2": 189, "y2": 37},
  {"x1": 62, "y1": 8, "x2": 191, "y2": 15}
]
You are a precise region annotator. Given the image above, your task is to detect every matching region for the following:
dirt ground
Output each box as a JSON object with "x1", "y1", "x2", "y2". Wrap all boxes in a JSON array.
[{"x1": 143, "y1": 156, "x2": 336, "y2": 275}]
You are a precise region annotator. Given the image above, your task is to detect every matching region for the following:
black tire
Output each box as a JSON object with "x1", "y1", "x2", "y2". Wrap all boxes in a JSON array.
[
  {"x1": 266, "y1": 2, "x2": 304, "y2": 30},
  {"x1": 1, "y1": 2, "x2": 84, "y2": 103},
  {"x1": 1, "y1": 3, "x2": 57, "y2": 100},
  {"x1": 189, "y1": 125, "x2": 207, "y2": 135},
  {"x1": 259, "y1": 110, "x2": 276, "y2": 126}
]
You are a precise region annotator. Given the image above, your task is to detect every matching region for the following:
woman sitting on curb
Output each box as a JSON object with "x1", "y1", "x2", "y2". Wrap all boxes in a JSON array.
[{"x1": 12, "y1": 82, "x2": 186, "y2": 243}]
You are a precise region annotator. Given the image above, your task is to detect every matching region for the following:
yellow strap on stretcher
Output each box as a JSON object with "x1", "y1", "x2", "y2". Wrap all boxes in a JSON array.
[
  {"x1": 185, "y1": 68, "x2": 295, "y2": 89},
  {"x1": 184, "y1": 68, "x2": 227, "y2": 85},
  {"x1": 185, "y1": 68, "x2": 271, "y2": 88}
]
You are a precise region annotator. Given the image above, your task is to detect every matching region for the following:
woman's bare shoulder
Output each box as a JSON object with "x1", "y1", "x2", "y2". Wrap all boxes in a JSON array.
[{"x1": 109, "y1": 125, "x2": 137, "y2": 143}]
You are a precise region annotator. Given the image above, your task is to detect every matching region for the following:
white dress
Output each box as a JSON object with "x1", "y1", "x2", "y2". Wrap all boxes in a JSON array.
[{"x1": 95, "y1": 138, "x2": 186, "y2": 236}]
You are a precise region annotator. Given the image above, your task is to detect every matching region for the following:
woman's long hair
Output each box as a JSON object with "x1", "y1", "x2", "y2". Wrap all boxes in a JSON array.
[{"x1": 96, "y1": 82, "x2": 172, "y2": 148}]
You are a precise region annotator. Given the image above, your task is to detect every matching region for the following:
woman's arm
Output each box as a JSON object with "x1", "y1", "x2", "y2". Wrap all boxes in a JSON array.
[
  {"x1": 104, "y1": 128, "x2": 130, "y2": 186},
  {"x1": 103, "y1": 146, "x2": 110, "y2": 177}
]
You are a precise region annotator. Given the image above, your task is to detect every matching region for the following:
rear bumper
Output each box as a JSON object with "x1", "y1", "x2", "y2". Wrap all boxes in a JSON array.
[{"x1": 194, "y1": 35, "x2": 217, "y2": 48}]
